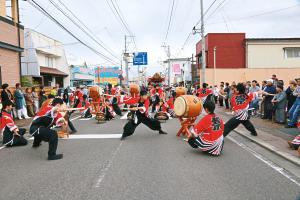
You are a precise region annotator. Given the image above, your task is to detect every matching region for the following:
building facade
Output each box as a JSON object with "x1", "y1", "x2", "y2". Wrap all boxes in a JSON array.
[
  {"x1": 21, "y1": 29, "x2": 70, "y2": 87},
  {"x1": 70, "y1": 65, "x2": 95, "y2": 87},
  {"x1": 195, "y1": 33, "x2": 300, "y2": 85},
  {"x1": 0, "y1": 0, "x2": 24, "y2": 86}
]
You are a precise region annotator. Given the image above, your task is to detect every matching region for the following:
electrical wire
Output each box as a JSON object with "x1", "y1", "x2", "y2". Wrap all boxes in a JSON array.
[
  {"x1": 164, "y1": 0, "x2": 176, "y2": 42},
  {"x1": 28, "y1": 0, "x2": 118, "y2": 65},
  {"x1": 48, "y1": 0, "x2": 120, "y2": 61},
  {"x1": 56, "y1": 0, "x2": 120, "y2": 59}
]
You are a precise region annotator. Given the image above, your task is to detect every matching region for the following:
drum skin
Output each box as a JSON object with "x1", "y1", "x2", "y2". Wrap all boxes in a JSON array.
[
  {"x1": 129, "y1": 84, "x2": 140, "y2": 97},
  {"x1": 175, "y1": 87, "x2": 186, "y2": 97},
  {"x1": 174, "y1": 95, "x2": 202, "y2": 118},
  {"x1": 89, "y1": 86, "x2": 101, "y2": 102}
]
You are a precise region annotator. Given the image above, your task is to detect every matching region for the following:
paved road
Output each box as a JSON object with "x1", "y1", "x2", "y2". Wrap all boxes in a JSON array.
[{"x1": 0, "y1": 116, "x2": 299, "y2": 200}]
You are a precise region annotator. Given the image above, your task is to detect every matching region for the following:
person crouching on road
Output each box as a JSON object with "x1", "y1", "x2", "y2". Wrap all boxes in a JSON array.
[
  {"x1": 187, "y1": 101, "x2": 224, "y2": 156},
  {"x1": 1, "y1": 100, "x2": 28, "y2": 147},
  {"x1": 29, "y1": 98, "x2": 65, "y2": 160}
]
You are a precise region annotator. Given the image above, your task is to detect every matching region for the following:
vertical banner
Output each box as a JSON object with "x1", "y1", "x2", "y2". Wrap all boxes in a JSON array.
[{"x1": 172, "y1": 63, "x2": 181, "y2": 74}]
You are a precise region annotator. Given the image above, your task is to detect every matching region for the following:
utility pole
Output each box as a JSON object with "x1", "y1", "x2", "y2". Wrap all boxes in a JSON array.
[
  {"x1": 213, "y1": 46, "x2": 217, "y2": 86},
  {"x1": 162, "y1": 45, "x2": 171, "y2": 86},
  {"x1": 124, "y1": 35, "x2": 129, "y2": 85},
  {"x1": 200, "y1": 0, "x2": 206, "y2": 84}
]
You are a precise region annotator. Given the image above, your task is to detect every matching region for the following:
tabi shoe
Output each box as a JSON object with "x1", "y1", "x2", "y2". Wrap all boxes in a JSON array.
[
  {"x1": 120, "y1": 135, "x2": 126, "y2": 140},
  {"x1": 159, "y1": 130, "x2": 168, "y2": 135},
  {"x1": 250, "y1": 132, "x2": 257, "y2": 136},
  {"x1": 285, "y1": 125, "x2": 296, "y2": 128},
  {"x1": 48, "y1": 154, "x2": 63, "y2": 160},
  {"x1": 32, "y1": 142, "x2": 41, "y2": 148}
]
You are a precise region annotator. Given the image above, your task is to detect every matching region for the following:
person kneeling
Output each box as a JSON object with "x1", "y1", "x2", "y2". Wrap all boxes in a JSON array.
[
  {"x1": 29, "y1": 98, "x2": 65, "y2": 160},
  {"x1": 1, "y1": 100, "x2": 28, "y2": 147},
  {"x1": 187, "y1": 101, "x2": 224, "y2": 156}
]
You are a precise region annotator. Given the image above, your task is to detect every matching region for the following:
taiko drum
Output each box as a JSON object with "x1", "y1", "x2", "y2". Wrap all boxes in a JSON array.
[
  {"x1": 175, "y1": 87, "x2": 187, "y2": 97},
  {"x1": 129, "y1": 84, "x2": 140, "y2": 97},
  {"x1": 174, "y1": 95, "x2": 202, "y2": 118}
]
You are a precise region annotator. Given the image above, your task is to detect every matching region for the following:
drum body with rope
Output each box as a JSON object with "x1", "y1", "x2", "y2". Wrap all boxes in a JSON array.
[
  {"x1": 89, "y1": 86, "x2": 103, "y2": 102},
  {"x1": 174, "y1": 95, "x2": 202, "y2": 118},
  {"x1": 175, "y1": 87, "x2": 186, "y2": 97},
  {"x1": 129, "y1": 84, "x2": 140, "y2": 97},
  {"x1": 96, "y1": 112, "x2": 106, "y2": 123}
]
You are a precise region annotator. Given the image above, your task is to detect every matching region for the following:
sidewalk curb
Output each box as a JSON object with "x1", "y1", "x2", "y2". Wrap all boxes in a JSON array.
[{"x1": 233, "y1": 130, "x2": 300, "y2": 167}]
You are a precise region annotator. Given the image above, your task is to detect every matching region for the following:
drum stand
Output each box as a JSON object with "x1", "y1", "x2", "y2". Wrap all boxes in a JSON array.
[{"x1": 176, "y1": 117, "x2": 196, "y2": 138}]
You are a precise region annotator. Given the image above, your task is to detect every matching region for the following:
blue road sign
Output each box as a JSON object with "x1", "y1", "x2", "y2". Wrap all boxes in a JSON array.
[{"x1": 133, "y1": 52, "x2": 148, "y2": 65}]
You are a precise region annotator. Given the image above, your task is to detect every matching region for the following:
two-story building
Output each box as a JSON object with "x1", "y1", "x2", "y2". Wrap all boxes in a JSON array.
[
  {"x1": 0, "y1": 0, "x2": 24, "y2": 86},
  {"x1": 70, "y1": 65, "x2": 95, "y2": 87},
  {"x1": 195, "y1": 33, "x2": 300, "y2": 85},
  {"x1": 21, "y1": 29, "x2": 70, "y2": 87}
]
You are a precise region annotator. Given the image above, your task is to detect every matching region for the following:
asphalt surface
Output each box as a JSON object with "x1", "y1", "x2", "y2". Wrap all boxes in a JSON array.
[{"x1": 0, "y1": 115, "x2": 299, "y2": 200}]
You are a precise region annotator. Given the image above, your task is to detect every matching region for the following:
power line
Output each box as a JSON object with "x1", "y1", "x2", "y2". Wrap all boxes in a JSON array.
[
  {"x1": 106, "y1": 0, "x2": 137, "y2": 50},
  {"x1": 164, "y1": 0, "x2": 175, "y2": 42},
  {"x1": 27, "y1": 0, "x2": 118, "y2": 65},
  {"x1": 47, "y1": 0, "x2": 120, "y2": 61},
  {"x1": 207, "y1": 3, "x2": 300, "y2": 25},
  {"x1": 56, "y1": 0, "x2": 120, "y2": 59},
  {"x1": 178, "y1": 0, "x2": 220, "y2": 54}
]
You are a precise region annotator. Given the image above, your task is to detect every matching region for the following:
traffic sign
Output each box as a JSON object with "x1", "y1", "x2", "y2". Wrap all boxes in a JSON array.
[{"x1": 133, "y1": 52, "x2": 148, "y2": 65}]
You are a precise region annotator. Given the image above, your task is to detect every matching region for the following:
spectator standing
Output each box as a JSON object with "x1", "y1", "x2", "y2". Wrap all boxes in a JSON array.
[
  {"x1": 1, "y1": 83, "x2": 14, "y2": 102},
  {"x1": 218, "y1": 85, "x2": 225, "y2": 107},
  {"x1": 32, "y1": 87, "x2": 39, "y2": 114},
  {"x1": 213, "y1": 85, "x2": 219, "y2": 104},
  {"x1": 24, "y1": 88, "x2": 35, "y2": 117},
  {"x1": 272, "y1": 85, "x2": 287, "y2": 124},
  {"x1": 224, "y1": 82, "x2": 230, "y2": 110},
  {"x1": 286, "y1": 78, "x2": 300, "y2": 128},
  {"x1": 262, "y1": 79, "x2": 276, "y2": 120},
  {"x1": 39, "y1": 86, "x2": 47, "y2": 107},
  {"x1": 249, "y1": 80, "x2": 260, "y2": 115},
  {"x1": 14, "y1": 83, "x2": 30, "y2": 119},
  {"x1": 272, "y1": 74, "x2": 279, "y2": 87},
  {"x1": 63, "y1": 88, "x2": 69, "y2": 105},
  {"x1": 286, "y1": 80, "x2": 297, "y2": 112}
]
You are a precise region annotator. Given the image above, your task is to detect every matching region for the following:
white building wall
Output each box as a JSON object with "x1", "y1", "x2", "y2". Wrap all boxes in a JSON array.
[
  {"x1": 21, "y1": 29, "x2": 70, "y2": 87},
  {"x1": 247, "y1": 40, "x2": 300, "y2": 68}
]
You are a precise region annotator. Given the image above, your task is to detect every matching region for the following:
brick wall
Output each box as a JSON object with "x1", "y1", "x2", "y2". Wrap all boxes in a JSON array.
[
  {"x1": 0, "y1": 20, "x2": 19, "y2": 46},
  {"x1": 0, "y1": 48, "x2": 20, "y2": 85}
]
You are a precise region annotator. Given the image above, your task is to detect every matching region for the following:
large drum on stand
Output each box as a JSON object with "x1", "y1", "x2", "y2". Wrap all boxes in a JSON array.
[
  {"x1": 174, "y1": 95, "x2": 202, "y2": 118},
  {"x1": 129, "y1": 84, "x2": 140, "y2": 97},
  {"x1": 175, "y1": 87, "x2": 186, "y2": 97}
]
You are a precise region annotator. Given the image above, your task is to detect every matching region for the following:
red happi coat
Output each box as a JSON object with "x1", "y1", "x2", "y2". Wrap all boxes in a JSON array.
[
  {"x1": 0, "y1": 111, "x2": 17, "y2": 134},
  {"x1": 230, "y1": 93, "x2": 254, "y2": 120}
]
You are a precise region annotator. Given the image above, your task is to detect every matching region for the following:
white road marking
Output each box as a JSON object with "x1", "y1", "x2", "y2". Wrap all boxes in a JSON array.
[
  {"x1": 28, "y1": 134, "x2": 122, "y2": 140},
  {"x1": 228, "y1": 136, "x2": 300, "y2": 187},
  {"x1": 79, "y1": 116, "x2": 95, "y2": 121},
  {"x1": 0, "y1": 115, "x2": 81, "y2": 150},
  {"x1": 95, "y1": 141, "x2": 123, "y2": 188}
]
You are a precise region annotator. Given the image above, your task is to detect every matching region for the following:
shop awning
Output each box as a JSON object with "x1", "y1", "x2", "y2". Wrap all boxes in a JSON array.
[{"x1": 40, "y1": 66, "x2": 68, "y2": 77}]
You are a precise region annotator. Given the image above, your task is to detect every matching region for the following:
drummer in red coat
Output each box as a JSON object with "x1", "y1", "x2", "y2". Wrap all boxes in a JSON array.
[
  {"x1": 196, "y1": 83, "x2": 213, "y2": 103},
  {"x1": 121, "y1": 90, "x2": 167, "y2": 140},
  {"x1": 1, "y1": 100, "x2": 28, "y2": 147},
  {"x1": 187, "y1": 101, "x2": 224, "y2": 156}
]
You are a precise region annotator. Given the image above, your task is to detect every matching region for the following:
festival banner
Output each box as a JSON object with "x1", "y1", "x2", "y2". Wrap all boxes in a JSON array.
[{"x1": 94, "y1": 66, "x2": 122, "y2": 85}]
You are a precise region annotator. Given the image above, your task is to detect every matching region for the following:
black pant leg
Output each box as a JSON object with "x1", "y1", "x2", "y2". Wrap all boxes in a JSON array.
[
  {"x1": 225, "y1": 99, "x2": 229, "y2": 109},
  {"x1": 18, "y1": 128, "x2": 26, "y2": 136},
  {"x1": 188, "y1": 138, "x2": 200, "y2": 149},
  {"x1": 139, "y1": 115, "x2": 161, "y2": 131},
  {"x1": 35, "y1": 128, "x2": 58, "y2": 157},
  {"x1": 241, "y1": 120, "x2": 257, "y2": 134},
  {"x1": 11, "y1": 136, "x2": 28, "y2": 146},
  {"x1": 223, "y1": 117, "x2": 241, "y2": 137},
  {"x1": 68, "y1": 119, "x2": 76, "y2": 131},
  {"x1": 122, "y1": 120, "x2": 140, "y2": 138}
]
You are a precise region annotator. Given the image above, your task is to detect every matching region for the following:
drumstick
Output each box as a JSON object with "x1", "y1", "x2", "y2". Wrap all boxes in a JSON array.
[
  {"x1": 63, "y1": 107, "x2": 85, "y2": 111},
  {"x1": 122, "y1": 107, "x2": 144, "y2": 111},
  {"x1": 102, "y1": 94, "x2": 116, "y2": 97}
]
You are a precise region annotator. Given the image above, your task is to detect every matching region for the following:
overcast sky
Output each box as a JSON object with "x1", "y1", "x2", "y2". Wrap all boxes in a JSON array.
[{"x1": 19, "y1": 0, "x2": 300, "y2": 76}]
